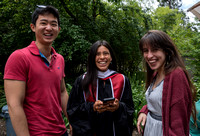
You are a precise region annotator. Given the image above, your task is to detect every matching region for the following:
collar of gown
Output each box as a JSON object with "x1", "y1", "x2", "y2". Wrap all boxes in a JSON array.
[{"x1": 97, "y1": 69, "x2": 116, "y2": 79}]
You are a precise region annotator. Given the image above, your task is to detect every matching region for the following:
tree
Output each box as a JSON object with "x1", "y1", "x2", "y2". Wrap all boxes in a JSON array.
[
  {"x1": 0, "y1": 0, "x2": 152, "y2": 83},
  {"x1": 0, "y1": 0, "x2": 34, "y2": 73},
  {"x1": 94, "y1": 1, "x2": 147, "y2": 73},
  {"x1": 151, "y1": 7, "x2": 182, "y2": 32},
  {"x1": 157, "y1": 0, "x2": 182, "y2": 9}
]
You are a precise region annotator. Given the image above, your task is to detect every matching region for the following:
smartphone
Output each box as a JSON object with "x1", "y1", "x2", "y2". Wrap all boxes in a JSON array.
[{"x1": 103, "y1": 97, "x2": 115, "y2": 103}]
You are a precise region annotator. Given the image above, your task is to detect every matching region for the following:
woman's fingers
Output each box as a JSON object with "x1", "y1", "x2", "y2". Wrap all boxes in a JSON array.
[
  {"x1": 93, "y1": 100, "x2": 106, "y2": 113},
  {"x1": 94, "y1": 99, "x2": 120, "y2": 113},
  {"x1": 137, "y1": 113, "x2": 147, "y2": 134},
  {"x1": 106, "y1": 98, "x2": 119, "y2": 112}
]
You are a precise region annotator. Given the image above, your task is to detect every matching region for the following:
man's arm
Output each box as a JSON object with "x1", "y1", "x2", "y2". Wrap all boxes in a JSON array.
[
  {"x1": 60, "y1": 78, "x2": 69, "y2": 118},
  {"x1": 4, "y1": 79, "x2": 30, "y2": 136}
]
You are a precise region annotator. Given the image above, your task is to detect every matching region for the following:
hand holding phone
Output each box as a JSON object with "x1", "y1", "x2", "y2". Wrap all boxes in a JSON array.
[
  {"x1": 103, "y1": 97, "x2": 115, "y2": 105},
  {"x1": 103, "y1": 98, "x2": 119, "y2": 112}
]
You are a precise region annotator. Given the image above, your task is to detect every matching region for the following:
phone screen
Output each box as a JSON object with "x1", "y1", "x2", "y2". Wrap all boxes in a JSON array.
[{"x1": 103, "y1": 97, "x2": 115, "y2": 103}]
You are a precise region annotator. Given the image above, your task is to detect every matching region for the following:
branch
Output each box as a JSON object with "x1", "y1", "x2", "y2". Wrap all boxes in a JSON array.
[
  {"x1": 92, "y1": 0, "x2": 97, "y2": 21},
  {"x1": 59, "y1": 0, "x2": 78, "y2": 23}
]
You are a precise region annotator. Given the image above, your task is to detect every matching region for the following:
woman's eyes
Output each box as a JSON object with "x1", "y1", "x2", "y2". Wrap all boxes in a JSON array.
[
  {"x1": 152, "y1": 48, "x2": 158, "y2": 52},
  {"x1": 143, "y1": 49, "x2": 148, "y2": 53},
  {"x1": 103, "y1": 52, "x2": 109, "y2": 55},
  {"x1": 96, "y1": 52, "x2": 109, "y2": 56},
  {"x1": 143, "y1": 48, "x2": 158, "y2": 53}
]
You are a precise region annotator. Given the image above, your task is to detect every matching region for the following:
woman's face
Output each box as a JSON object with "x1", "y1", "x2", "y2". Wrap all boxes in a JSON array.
[
  {"x1": 143, "y1": 44, "x2": 166, "y2": 73},
  {"x1": 95, "y1": 45, "x2": 112, "y2": 72}
]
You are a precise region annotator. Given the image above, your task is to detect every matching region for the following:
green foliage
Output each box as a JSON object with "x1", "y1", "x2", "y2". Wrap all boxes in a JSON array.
[
  {"x1": 129, "y1": 73, "x2": 146, "y2": 127},
  {"x1": 62, "y1": 83, "x2": 72, "y2": 129},
  {"x1": 63, "y1": 114, "x2": 70, "y2": 128},
  {"x1": 151, "y1": 7, "x2": 183, "y2": 32},
  {"x1": 0, "y1": 72, "x2": 6, "y2": 110},
  {"x1": 184, "y1": 29, "x2": 200, "y2": 79},
  {"x1": 0, "y1": 0, "x2": 152, "y2": 83},
  {"x1": 193, "y1": 81, "x2": 200, "y2": 101},
  {"x1": 66, "y1": 83, "x2": 72, "y2": 94},
  {"x1": 62, "y1": 83, "x2": 72, "y2": 128},
  {"x1": 54, "y1": 16, "x2": 91, "y2": 83},
  {"x1": 157, "y1": 0, "x2": 182, "y2": 9},
  {"x1": 94, "y1": 1, "x2": 148, "y2": 74}
]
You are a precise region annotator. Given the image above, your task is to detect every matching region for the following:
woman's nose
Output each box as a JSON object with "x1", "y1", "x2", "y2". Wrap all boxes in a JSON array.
[
  {"x1": 146, "y1": 51, "x2": 153, "y2": 58},
  {"x1": 99, "y1": 54, "x2": 104, "y2": 58}
]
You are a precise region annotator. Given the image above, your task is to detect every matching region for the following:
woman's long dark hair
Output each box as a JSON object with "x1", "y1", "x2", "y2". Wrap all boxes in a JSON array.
[
  {"x1": 139, "y1": 30, "x2": 197, "y2": 125},
  {"x1": 82, "y1": 40, "x2": 117, "y2": 95}
]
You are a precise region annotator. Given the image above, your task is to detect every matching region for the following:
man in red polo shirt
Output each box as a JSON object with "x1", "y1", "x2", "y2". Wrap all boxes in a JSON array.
[{"x1": 4, "y1": 5, "x2": 69, "y2": 136}]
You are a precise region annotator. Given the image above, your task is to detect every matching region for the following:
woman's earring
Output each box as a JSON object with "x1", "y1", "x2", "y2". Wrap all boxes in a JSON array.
[{"x1": 166, "y1": 56, "x2": 170, "y2": 65}]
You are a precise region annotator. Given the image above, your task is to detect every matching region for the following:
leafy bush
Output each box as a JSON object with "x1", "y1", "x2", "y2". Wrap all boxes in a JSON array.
[
  {"x1": 0, "y1": 92, "x2": 6, "y2": 110},
  {"x1": 129, "y1": 74, "x2": 146, "y2": 127},
  {"x1": 0, "y1": 72, "x2": 6, "y2": 110},
  {"x1": 193, "y1": 80, "x2": 200, "y2": 101},
  {"x1": 63, "y1": 83, "x2": 73, "y2": 129}
]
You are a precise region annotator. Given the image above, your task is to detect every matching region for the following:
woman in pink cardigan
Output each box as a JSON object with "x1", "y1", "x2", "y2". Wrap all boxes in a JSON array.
[{"x1": 137, "y1": 30, "x2": 196, "y2": 136}]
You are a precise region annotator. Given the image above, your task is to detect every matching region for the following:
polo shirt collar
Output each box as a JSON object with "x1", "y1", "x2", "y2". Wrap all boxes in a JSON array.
[{"x1": 28, "y1": 41, "x2": 57, "y2": 56}]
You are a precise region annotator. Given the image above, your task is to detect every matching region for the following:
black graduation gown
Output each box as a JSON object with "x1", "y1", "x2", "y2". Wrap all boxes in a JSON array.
[{"x1": 67, "y1": 73, "x2": 134, "y2": 136}]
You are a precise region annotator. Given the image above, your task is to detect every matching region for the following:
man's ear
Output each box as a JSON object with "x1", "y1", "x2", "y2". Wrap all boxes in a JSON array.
[{"x1": 30, "y1": 23, "x2": 35, "y2": 32}]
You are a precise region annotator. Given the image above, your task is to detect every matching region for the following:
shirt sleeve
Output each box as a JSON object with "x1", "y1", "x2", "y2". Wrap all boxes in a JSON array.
[
  {"x1": 139, "y1": 105, "x2": 148, "y2": 115},
  {"x1": 4, "y1": 50, "x2": 28, "y2": 81}
]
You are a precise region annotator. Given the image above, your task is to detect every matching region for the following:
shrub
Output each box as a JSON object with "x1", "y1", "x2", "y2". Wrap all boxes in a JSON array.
[
  {"x1": 129, "y1": 73, "x2": 146, "y2": 127},
  {"x1": 193, "y1": 81, "x2": 200, "y2": 101},
  {"x1": 63, "y1": 83, "x2": 73, "y2": 128},
  {"x1": 0, "y1": 72, "x2": 6, "y2": 110}
]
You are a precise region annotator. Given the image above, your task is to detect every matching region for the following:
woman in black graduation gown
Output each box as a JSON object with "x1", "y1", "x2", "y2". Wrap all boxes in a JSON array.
[{"x1": 67, "y1": 40, "x2": 134, "y2": 136}]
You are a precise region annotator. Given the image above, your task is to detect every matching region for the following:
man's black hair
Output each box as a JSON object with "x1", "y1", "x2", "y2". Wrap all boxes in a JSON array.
[{"x1": 31, "y1": 5, "x2": 60, "y2": 26}]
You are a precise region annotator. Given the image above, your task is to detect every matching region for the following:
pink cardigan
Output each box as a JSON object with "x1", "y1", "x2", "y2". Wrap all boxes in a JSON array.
[{"x1": 140, "y1": 68, "x2": 192, "y2": 136}]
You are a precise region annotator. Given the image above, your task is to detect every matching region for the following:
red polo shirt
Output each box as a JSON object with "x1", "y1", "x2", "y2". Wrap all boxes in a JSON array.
[{"x1": 4, "y1": 41, "x2": 66, "y2": 136}]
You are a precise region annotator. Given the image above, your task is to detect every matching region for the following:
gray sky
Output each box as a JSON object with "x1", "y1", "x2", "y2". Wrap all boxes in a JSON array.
[{"x1": 182, "y1": 0, "x2": 199, "y2": 22}]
